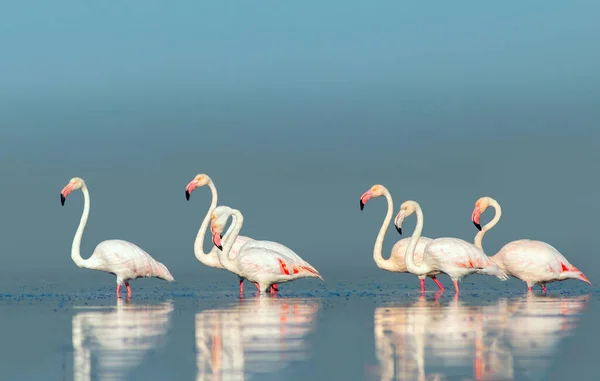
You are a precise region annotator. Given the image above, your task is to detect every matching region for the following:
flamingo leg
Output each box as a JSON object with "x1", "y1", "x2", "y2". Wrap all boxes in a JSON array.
[
  {"x1": 254, "y1": 282, "x2": 260, "y2": 291},
  {"x1": 432, "y1": 276, "x2": 445, "y2": 291},
  {"x1": 541, "y1": 285, "x2": 547, "y2": 293},
  {"x1": 527, "y1": 287, "x2": 533, "y2": 292},
  {"x1": 419, "y1": 278, "x2": 425, "y2": 292},
  {"x1": 116, "y1": 284, "x2": 121, "y2": 297},
  {"x1": 239, "y1": 279, "x2": 244, "y2": 294},
  {"x1": 125, "y1": 281, "x2": 132, "y2": 297},
  {"x1": 272, "y1": 284, "x2": 279, "y2": 292},
  {"x1": 453, "y1": 280, "x2": 460, "y2": 294}
]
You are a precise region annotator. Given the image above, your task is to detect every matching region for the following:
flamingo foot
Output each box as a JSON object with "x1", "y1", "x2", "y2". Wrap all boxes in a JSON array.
[
  {"x1": 453, "y1": 280, "x2": 460, "y2": 294},
  {"x1": 432, "y1": 276, "x2": 445, "y2": 291},
  {"x1": 125, "y1": 281, "x2": 132, "y2": 297},
  {"x1": 116, "y1": 284, "x2": 121, "y2": 298},
  {"x1": 419, "y1": 278, "x2": 426, "y2": 292}
]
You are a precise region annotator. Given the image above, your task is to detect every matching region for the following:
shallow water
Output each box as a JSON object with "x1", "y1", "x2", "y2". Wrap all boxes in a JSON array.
[{"x1": 0, "y1": 269, "x2": 597, "y2": 381}]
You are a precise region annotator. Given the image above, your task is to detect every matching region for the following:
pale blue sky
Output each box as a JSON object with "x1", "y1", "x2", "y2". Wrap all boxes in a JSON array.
[{"x1": 0, "y1": 1, "x2": 599, "y2": 284}]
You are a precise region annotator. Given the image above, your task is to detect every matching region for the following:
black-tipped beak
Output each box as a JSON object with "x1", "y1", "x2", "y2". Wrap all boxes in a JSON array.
[
  {"x1": 60, "y1": 194, "x2": 66, "y2": 206},
  {"x1": 360, "y1": 200, "x2": 365, "y2": 211},
  {"x1": 220, "y1": 234, "x2": 223, "y2": 240},
  {"x1": 185, "y1": 190, "x2": 190, "y2": 201},
  {"x1": 216, "y1": 245, "x2": 223, "y2": 251},
  {"x1": 473, "y1": 221, "x2": 482, "y2": 231},
  {"x1": 395, "y1": 226, "x2": 402, "y2": 235}
]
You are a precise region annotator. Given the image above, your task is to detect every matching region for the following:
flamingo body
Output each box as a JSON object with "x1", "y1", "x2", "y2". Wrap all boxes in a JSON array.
[
  {"x1": 89, "y1": 240, "x2": 174, "y2": 285},
  {"x1": 211, "y1": 206, "x2": 322, "y2": 293},
  {"x1": 423, "y1": 238, "x2": 508, "y2": 284},
  {"x1": 491, "y1": 239, "x2": 590, "y2": 290}
]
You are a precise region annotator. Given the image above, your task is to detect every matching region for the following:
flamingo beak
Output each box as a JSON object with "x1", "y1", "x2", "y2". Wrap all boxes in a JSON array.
[
  {"x1": 359, "y1": 189, "x2": 374, "y2": 211},
  {"x1": 212, "y1": 231, "x2": 223, "y2": 250},
  {"x1": 471, "y1": 207, "x2": 482, "y2": 231},
  {"x1": 60, "y1": 183, "x2": 73, "y2": 206},
  {"x1": 394, "y1": 212, "x2": 405, "y2": 235},
  {"x1": 185, "y1": 180, "x2": 199, "y2": 201}
]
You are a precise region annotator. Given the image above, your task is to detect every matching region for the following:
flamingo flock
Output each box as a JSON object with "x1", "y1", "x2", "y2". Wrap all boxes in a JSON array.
[{"x1": 58, "y1": 175, "x2": 591, "y2": 297}]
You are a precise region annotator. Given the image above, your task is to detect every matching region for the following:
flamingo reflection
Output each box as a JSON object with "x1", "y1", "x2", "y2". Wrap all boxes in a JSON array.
[
  {"x1": 72, "y1": 299, "x2": 174, "y2": 381},
  {"x1": 373, "y1": 293, "x2": 587, "y2": 381},
  {"x1": 195, "y1": 297, "x2": 320, "y2": 381}
]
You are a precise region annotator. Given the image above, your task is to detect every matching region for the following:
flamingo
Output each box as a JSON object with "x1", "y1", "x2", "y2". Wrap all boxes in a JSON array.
[
  {"x1": 209, "y1": 205, "x2": 323, "y2": 294},
  {"x1": 60, "y1": 177, "x2": 174, "y2": 298},
  {"x1": 359, "y1": 184, "x2": 445, "y2": 292},
  {"x1": 184, "y1": 173, "x2": 278, "y2": 293},
  {"x1": 471, "y1": 196, "x2": 591, "y2": 292},
  {"x1": 394, "y1": 200, "x2": 508, "y2": 294}
]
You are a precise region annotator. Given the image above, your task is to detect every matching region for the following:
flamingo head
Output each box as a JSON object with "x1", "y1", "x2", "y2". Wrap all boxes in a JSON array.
[
  {"x1": 60, "y1": 177, "x2": 85, "y2": 205},
  {"x1": 185, "y1": 174, "x2": 212, "y2": 200},
  {"x1": 394, "y1": 201, "x2": 418, "y2": 235},
  {"x1": 210, "y1": 206, "x2": 233, "y2": 250},
  {"x1": 472, "y1": 197, "x2": 493, "y2": 231},
  {"x1": 359, "y1": 184, "x2": 386, "y2": 211}
]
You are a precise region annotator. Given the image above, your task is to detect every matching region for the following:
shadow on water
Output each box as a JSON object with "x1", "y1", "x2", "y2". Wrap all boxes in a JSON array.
[
  {"x1": 195, "y1": 297, "x2": 320, "y2": 381},
  {"x1": 72, "y1": 299, "x2": 174, "y2": 381},
  {"x1": 372, "y1": 293, "x2": 589, "y2": 381}
]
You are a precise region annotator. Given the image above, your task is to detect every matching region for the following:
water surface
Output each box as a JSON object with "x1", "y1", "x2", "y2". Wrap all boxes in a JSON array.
[{"x1": 0, "y1": 270, "x2": 596, "y2": 381}]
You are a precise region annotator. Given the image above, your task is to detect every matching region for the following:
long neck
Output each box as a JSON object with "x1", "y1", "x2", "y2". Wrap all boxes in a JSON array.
[
  {"x1": 216, "y1": 210, "x2": 244, "y2": 272},
  {"x1": 194, "y1": 182, "x2": 219, "y2": 264},
  {"x1": 373, "y1": 190, "x2": 395, "y2": 271},
  {"x1": 474, "y1": 200, "x2": 502, "y2": 250},
  {"x1": 71, "y1": 186, "x2": 91, "y2": 268},
  {"x1": 404, "y1": 204, "x2": 429, "y2": 274}
]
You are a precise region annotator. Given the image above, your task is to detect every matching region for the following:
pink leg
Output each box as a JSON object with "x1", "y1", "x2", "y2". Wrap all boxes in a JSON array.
[
  {"x1": 432, "y1": 276, "x2": 445, "y2": 291},
  {"x1": 116, "y1": 284, "x2": 121, "y2": 298},
  {"x1": 541, "y1": 285, "x2": 547, "y2": 293},
  {"x1": 125, "y1": 281, "x2": 132, "y2": 297},
  {"x1": 453, "y1": 280, "x2": 460, "y2": 294},
  {"x1": 527, "y1": 287, "x2": 532, "y2": 292},
  {"x1": 272, "y1": 284, "x2": 279, "y2": 292},
  {"x1": 419, "y1": 278, "x2": 425, "y2": 292},
  {"x1": 254, "y1": 282, "x2": 261, "y2": 291},
  {"x1": 239, "y1": 279, "x2": 244, "y2": 294}
]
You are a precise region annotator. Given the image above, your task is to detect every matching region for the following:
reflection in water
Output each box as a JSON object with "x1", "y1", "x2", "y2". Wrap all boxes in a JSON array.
[
  {"x1": 72, "y1": 299, "x2": 174, "y2": 381},
  {"x1": 373, "y1": 293, "x2": 588, "y2": 381},
  {"x1": 195, "y1": 297, "x2": 320, "y2": 381}
]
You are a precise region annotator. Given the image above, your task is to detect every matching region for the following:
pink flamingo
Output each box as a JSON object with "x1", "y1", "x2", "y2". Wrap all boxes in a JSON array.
[
  {"x1": 359, "y1": 184, "x2": 445, "y2": 291},
  {"x1": 60, "y1": 177, "x2": 174, "y2": 298},
  {"x1": 185, "y1": 174, "x2": 278, "y2": 293},
  {"x1": 471, "y1": 196, "x2": 591, "y2": 292},
  {"x1": 210, "y1": 205, "x2": 323, "y2": 294},
  {"x1": 394, "y1": 200, "x2": 508, "y2": 294}
]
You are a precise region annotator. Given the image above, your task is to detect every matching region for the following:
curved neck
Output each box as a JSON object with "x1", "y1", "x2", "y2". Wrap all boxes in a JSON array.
[
  {"x1": 373, "y1": 190, "x2": 395, "y2": 270},
  {"x1": 216, "y1": 210, "x2": 244, "y2": 272},
  {"x1": 474, "y1": 200, "x2": 502, "y2": 249},
  {"x1": 404, "y1": 203, "x2": 429, "y2": 274},
  {"x1": 71, "y1": 186, "x2": 91, "y2": 268},
  {"x1": 194, "y1": 182, "x2": 220, "y2": 264}
]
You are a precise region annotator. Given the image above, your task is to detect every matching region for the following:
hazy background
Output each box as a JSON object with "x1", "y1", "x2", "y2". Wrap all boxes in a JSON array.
[{"x1": 1, "y1": 1, "x2": 599, "y2": 285}]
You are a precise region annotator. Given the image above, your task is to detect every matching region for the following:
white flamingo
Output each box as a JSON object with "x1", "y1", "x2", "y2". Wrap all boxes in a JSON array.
[
  {"x1": 394, "y1": 200, "x2": 508, "y2": 294},
  {"x1": 60, "y1": 177, "x2": 174, "y2": 298},
  {"x1": 185, "y1": 173, "x2": 278, "y2": 293},
  {"x1": 359, "y1": 184, "x2": 445, "y2": 291},
  {"x1": 471, "y1": 196, "x2": 591, "y2": 292},
  {"x1": 210, "y1": 205, "x2": 323, "y2": 293}
]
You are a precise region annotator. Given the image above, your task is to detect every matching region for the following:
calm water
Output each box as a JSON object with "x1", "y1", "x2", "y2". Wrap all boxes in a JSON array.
[{"x1": 0, "y1": 269, "x2": 596, "y2": 381}]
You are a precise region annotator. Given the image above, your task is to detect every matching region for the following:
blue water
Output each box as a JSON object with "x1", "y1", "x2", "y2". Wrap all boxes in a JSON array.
[{"x1": 0, "y1": 269, "x2": 596, "y2": 381}]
